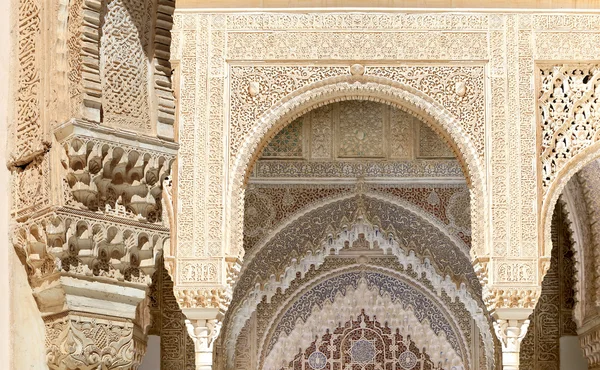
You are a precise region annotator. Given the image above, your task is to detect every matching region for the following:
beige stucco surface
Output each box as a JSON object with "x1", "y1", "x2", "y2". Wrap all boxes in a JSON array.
[
  {"x1": 176, "y1": 0, "x2": 600, "y2": 8},
  {"x1": 1, "y1": 0, "x2": 10, "y2": 367},
  {"x1": 1, "y1": 1, "x2": 47, "y2": 368}
]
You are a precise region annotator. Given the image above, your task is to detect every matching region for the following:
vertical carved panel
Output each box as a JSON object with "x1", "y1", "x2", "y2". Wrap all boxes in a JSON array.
[
  {"x1": 519, "y1": 202, "x2": 577, "y2": 369},
  {"x1": 337, "y1": 101, "x2": 385, "y2": 158},
  {"x1": 310, "y1": 104, "x2": 333, "y2": 160},
  {"x1": 100, "y1": 0, "x2": 153, "y2": 133},
  {"x1": 66, "y1": 0, "x2": 84, "y2": 118},
  {"x1": 389, "y1": 108, "x2": 413, "y2": 159},
  {"x1": 149, "y1": 262, "x2": 196, "y2": 370},
  {"x1": 153, "y1": 0, "x2": 177, "y2": 140},
  {"x1": 14, "y1": 0, "x2": 43, "y2": 160},
  {"x1": 417, "y1": 124, "x2": 455, "y2": 158}
]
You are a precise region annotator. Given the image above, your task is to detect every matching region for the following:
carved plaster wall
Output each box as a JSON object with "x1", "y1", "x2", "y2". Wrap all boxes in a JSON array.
[
  {"x1": 149, "y1": 262, "x2": 196, "y2": 370},
  {"x1": 170, "y1": 12, "x2": 600, "y2": 318},
  {"x1": 258, "y1": 101, "x2": 455, "y2": 161},
  {"x1": 9, "y1": 1, "x2": 600, "y2": 368},
  {"x1": 519, "y1": 202, "x2": 577, "y2": 369},
  {"x1": 8, "y1": 0, "x2": 178, "y2": 368},
  {"x1": 230, "y1": 262, "x2": 492, "y2": 370},
  {"x1": 221, "y1": 180, "x2": 493, "y2": 369}
]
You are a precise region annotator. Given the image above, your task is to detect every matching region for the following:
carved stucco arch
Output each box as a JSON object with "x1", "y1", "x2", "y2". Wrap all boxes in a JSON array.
[
  {"x1": 231, "y1": 191, "x2": 478, "y2": 315},
  {"x1": 264, "y1": 285, "x2": 464, "y2": 370},
  {"x1": 227, "y1": 75, "x2": 487, "y2": 266},
  {"x1": 542, "y1": 141, "x2": 600, "y2": 259},
  {"x1": 223, "y1": 189, "x2": 491, "y2": 369},
  {"x1": 252, "y1": 265, "x2": 476, "y2": 370},
  {"x1": 242, "y1": 190, "x2": 472, "y2": 272},
  {"x1": 558, "y1": 182, "x2": 589, "y2": 328}
]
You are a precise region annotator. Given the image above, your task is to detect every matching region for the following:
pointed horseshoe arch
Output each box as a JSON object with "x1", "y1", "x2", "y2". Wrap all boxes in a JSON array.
[{"x1": 227, "y1": 75, "x2": 488, "y2": 264}]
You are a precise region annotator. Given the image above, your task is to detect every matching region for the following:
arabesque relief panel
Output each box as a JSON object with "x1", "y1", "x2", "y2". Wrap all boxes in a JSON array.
[{"x1": 171, "y1": 11, "x2": 600, "y2": 309}]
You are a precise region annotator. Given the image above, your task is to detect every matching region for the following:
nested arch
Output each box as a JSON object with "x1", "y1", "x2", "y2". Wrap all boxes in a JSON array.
[
  {"x1": 231, "y1": 263, "x2": 490, "y2": 370},
  {"x1": 261, "y1": 269, "x2": 469, "y2": 370},
  {"x1": 558, "y1": 158, "x2": 600, "y2": 331},
  {"x1": 227, "y1": 75, "x2": 487, "y2": 264},
  {"x1": 222, "y1": 189, "x2": 493, "y2": 369},
  {"x1": 560, "y1": 178, "x2": 590, "y2": 328},
  {"x1": 542, "y1": 141, "x2": 600, "y2": 258}
]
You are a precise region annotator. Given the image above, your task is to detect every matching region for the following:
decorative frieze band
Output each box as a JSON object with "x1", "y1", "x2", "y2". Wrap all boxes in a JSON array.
[
  {"x1": 13, "y1": 210, "x2": 169, "y2": 286},
  {"x1": 56, "y1": 120, "x2": 177, "y2": 224}
]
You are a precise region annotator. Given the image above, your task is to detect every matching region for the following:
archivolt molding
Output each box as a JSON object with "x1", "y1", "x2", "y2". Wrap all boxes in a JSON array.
[
  {"x1": 541, "y1": 140, "x2": 600, "y2": 258},
  {"x1": 263, "y1": 279, "x2": 464, "y2": 370},
  {"x1": 561, "y1": 176, "x2": 593, "y2": 327},
  {"x1": 228, "y1": 76, "x2": 487, "y2": 271},
  {"x1": 520, "y1": 200, "x2": 578, "y2": 368},
  {"x1": 229, "y1": 66, "x2": 485, "y2": 163},
  {"x1": 224, "y1": 250, "x2": 493, "y2": 370},
  {"x1": 575, "y1": 161, "x2": 600, "y2": 314},
  {"x1": 242, "y1": 189, "x2": 471, "y2": 272},
  {"x1": 231, "y1": 193, "x2": 479, "y2": 322}
]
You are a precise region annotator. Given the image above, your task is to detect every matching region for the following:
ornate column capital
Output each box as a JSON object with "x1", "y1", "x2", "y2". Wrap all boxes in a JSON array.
[
  {"x1": 34, "y1": 275, "x2": 151, "y2": 370},
  {"x1": 184, "y1": 308, "x2": 222, "y2": 370},
  {"x1": 493, "y1": 308, "x2": 533, "y2": 370},
  {"x1": 45, "y1": 313, "x2": 147, "y2": 370}
]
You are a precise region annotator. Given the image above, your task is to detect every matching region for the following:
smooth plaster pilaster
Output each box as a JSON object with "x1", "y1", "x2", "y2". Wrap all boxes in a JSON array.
[{"x1": 560, "y1": 336, "x2": 588, "y2": 370}]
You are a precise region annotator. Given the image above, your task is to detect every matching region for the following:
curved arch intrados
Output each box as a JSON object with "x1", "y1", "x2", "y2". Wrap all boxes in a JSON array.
[
  {"x1": 542, "y1": 141, "x2": 600, "y2": 258},
  {"x1": 256, "y1": 265, "x2": 473, "y2": 370},
  {"x1": 241, "y1": 191, "x2": 472, "y2": 274}
]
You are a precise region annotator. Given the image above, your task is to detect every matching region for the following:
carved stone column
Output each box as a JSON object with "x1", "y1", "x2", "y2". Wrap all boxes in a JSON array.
[
  {"x1": 184, "y1": 308, "x2": 221, "y2": 370},
  {"x1": 11, "y1": 121, "x2": 176, "y2": 369},
  {"x1": 493, "y1": 308, "x2": 533, "y2": 370}
]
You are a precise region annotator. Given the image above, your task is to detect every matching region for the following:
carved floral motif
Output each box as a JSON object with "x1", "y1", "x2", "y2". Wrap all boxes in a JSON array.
[
  {"x1": 280, "y1": 311, "x2": 450, "y2": 370},
  {"x1": 45, "y1": 314, "x2": 146, "y2": 370},
  {"x1": 539, "y1": 65, "x2": 600, "y2": 191},
  {"x1": 100, "y1": 0, "x2": 153, "y2": 133}
]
